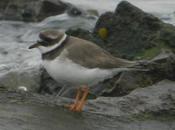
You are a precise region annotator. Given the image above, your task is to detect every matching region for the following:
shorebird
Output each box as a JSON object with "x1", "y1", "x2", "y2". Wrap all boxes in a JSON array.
[{"x1": 29, "y1": 30, "x2": 137, "y2": 112}]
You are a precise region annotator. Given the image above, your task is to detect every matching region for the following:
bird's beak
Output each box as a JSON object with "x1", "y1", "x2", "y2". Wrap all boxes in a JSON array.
[{"x1": 28, "y1": 43, "x2": 40, "y2": 49}]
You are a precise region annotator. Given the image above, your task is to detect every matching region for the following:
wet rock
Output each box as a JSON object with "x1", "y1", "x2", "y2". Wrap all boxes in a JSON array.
[
  {"x1": 21, "y1": 8, "x2": 35, "y2": 22},
  {"x1": 0, "y1": 81, "x2": 174, "y2": 130},
  {"x1": 88, "y1": 80, "x2": 175, "y2": 117},
  {"x1": 94, "y1": 1, "x2": 175, "y2": 59},
  {"x1": 86, "y1": 9, "x2": 99, "y2": 17},
  {"x1": 0, "y1": 0, "x2": 82, "y2": 22},
  {"x1": 0, "y1": 66, "x2": 41, "y2": 92},
  {"x1": 66, "y1": 28, "x2": 97, "y2": 42},
  {"x1": 0, "y1": 89, "x2": 175, "y2": 130},
  {"x1": 39, "y1": 68, "x2": 62, "y2": 95},
  {"x1": 37, "y1": 0, "x2": 68, "y2": 21},
  {"x1": 67, "y1": 6, "x2": 83, "y2": 16}
]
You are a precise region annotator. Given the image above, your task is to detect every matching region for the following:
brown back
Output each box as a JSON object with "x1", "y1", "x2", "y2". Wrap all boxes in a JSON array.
[{"x1": 66, "y1": 37, "x2": 136, "y2": 69}]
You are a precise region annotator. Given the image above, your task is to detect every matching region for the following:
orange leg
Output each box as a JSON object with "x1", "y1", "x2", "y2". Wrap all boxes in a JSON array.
[
  {"x1": 65, "y1": 88, "x2": 81, "y2": 111},
  {"x1": 75, "y1": 86, "x2": 89, "y2": 112}
]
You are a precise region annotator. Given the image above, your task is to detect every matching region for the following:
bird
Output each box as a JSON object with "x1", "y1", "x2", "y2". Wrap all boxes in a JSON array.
[{"x1": 29, "y1": 30, "x2": 138, "y2": 112}]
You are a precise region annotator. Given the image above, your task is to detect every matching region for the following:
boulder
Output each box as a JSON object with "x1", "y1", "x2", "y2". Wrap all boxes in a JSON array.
[
  {"x1": 0, "y1": 87, "x2": 175, "y2": 130},
  {"x1": 66, "y1": 6, "x2": 83, "y2": 16},
  {"x1": 0, "y1": 0, "x2": 82, "y2": 22},
  {"x1": 38, "y1": 68, "x2": 62, "y2": 95},
  {"x1": 0, "y1": 80, "x2": 175, "y2": 120},
  {"x1": 94, "y1": 1, "x2": 175, "y2": 59},
  {"x1": 87, "y1": 80, "x2": 175, "y2": 117},
  {"x1": 36, "y1": 0, "x2": 68, "y2": 21},
  {"x1": 0, "y1": 66, "x2": 41, "y2": 92}
]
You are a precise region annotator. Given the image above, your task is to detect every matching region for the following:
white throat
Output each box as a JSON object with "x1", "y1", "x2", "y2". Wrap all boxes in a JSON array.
[{"x1": 38, "y1": 34, "x2": 67, "y2": 54}]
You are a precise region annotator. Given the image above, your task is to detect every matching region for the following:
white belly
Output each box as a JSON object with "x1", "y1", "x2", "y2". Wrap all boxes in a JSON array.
[{"x1": 43, "y1": 57, "x2": 118, "y2": 87}]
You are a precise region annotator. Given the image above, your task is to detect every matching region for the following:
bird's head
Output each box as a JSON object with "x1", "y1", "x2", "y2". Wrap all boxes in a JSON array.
[{"x1": 29, "y1": 30, "x2": 66, "y2": 54}]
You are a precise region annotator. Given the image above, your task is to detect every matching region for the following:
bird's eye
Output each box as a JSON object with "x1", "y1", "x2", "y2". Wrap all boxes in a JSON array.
[{"x1": 37, "y1": 40, "x2": 50, "y2": 46}]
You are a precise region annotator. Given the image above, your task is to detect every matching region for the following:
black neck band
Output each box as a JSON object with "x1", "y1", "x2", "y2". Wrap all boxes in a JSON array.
[{"x1": 42, "y1": 36, "x2": 69, "y2": 60}]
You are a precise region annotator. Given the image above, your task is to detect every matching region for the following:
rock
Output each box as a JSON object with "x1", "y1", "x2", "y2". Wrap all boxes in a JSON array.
[
  {"x1": 39, "y1": 68, "x2": 62, "y2": 95},
  {"x1": 0, "y1": 90, "x2": 175, "y2": 130},
  {"x1": 21, "y1": 8, "x2": 35, "y2": 22},
  {"x1": 0, "y1": 66, "x2": 41, "y2": 92},
  {"x1": 88, "y1": 80, "x2": 175, "y2": 117},
  {"x1": 86, "y1": 9, "x2": 99, "y2": 17},
  {"x1": 37, "y1": 0, "x2": 68, "y2": 21},
  {"x1": 0, "y1": 0, "x2": 82, "y2": 22},
  {"x1": 1, "y1": 80, "x2": 175, "y2": 120},
  {"x1": 99, "y1": 70, "x2": 156, "y2": 97},
  {"x1": 67, "y1": 6, "x2": 83, "y2": 16},
  {"x1": 94, "y1": 1, "x2": 175, "y2": 59},
  {"x1": 66, "y1": 28, "x2": 97, "y2": 42}
]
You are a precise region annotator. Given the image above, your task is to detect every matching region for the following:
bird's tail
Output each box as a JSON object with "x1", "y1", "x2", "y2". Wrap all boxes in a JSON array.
[{"x1": 127, "y1": 60, "x2": 150, "y2": 71}]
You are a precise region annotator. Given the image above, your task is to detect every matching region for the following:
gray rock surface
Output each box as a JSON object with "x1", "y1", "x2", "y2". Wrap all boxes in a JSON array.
[
  {"x1": 88, "y1": 80, "x2": 175, "y2": 117},
  {"x1": 0, "y1": 66, "x2": 41, "y2": 92},
  {"x1": 0, "y1": 80, "x2": 174, "y2": 130}
]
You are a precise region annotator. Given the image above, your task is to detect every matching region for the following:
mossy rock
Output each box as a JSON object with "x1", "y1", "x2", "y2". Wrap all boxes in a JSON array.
[{"x1": 94, "y1": 1, "x2": 175, "y2": 59}]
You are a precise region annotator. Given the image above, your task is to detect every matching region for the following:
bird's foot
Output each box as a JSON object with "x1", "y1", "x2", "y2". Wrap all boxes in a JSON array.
[
  {"x1": 64, "y1": 102, "x2": 83, "y2": 112},
  {"x1": 64, "y1": 103, "x2": 79, "y2": 112},
  {"x1": 64, "y1": 86, "x2": 89, "y2": 112},
  {"x1": 74, "y1": 86, "x2": 89, "y2": 112}
]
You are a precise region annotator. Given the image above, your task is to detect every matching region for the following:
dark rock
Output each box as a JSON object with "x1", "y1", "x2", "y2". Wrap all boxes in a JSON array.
[
  {"x1": 86, "y1": 9, "x2": 99, "y2": 17},
  {"x1": 67, "y1": 6, "x2": 82, "y2": 16},
  {"x1": 22, "y1": 8, "x2": 35, "y2": 22},
  {"x1": 88, "y1": 80, "x2": 175, "y2": 117},
  {"x1": 66, "y1": 28, "x2": 96, "y2": 42},
  {"x1": 37, "y1": 0, "x2": 68, "y2": 21},
  {"x1": 66, "y1": 28, "x2": 122, "y2": 57},
  {"x1": 0, "y1": 0, "x2": 82, "y2": 22},
  {"x1": 39, "y1": 68, "x2": 62, "y2": 95},
  {"x1": 94, "y1": 1, "x2": 175, "y2": 59}
]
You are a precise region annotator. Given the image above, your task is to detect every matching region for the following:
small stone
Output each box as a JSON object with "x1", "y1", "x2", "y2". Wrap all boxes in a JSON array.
[{"x1": 17, "y1": 86, "x2": 28, "y2": 92}]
